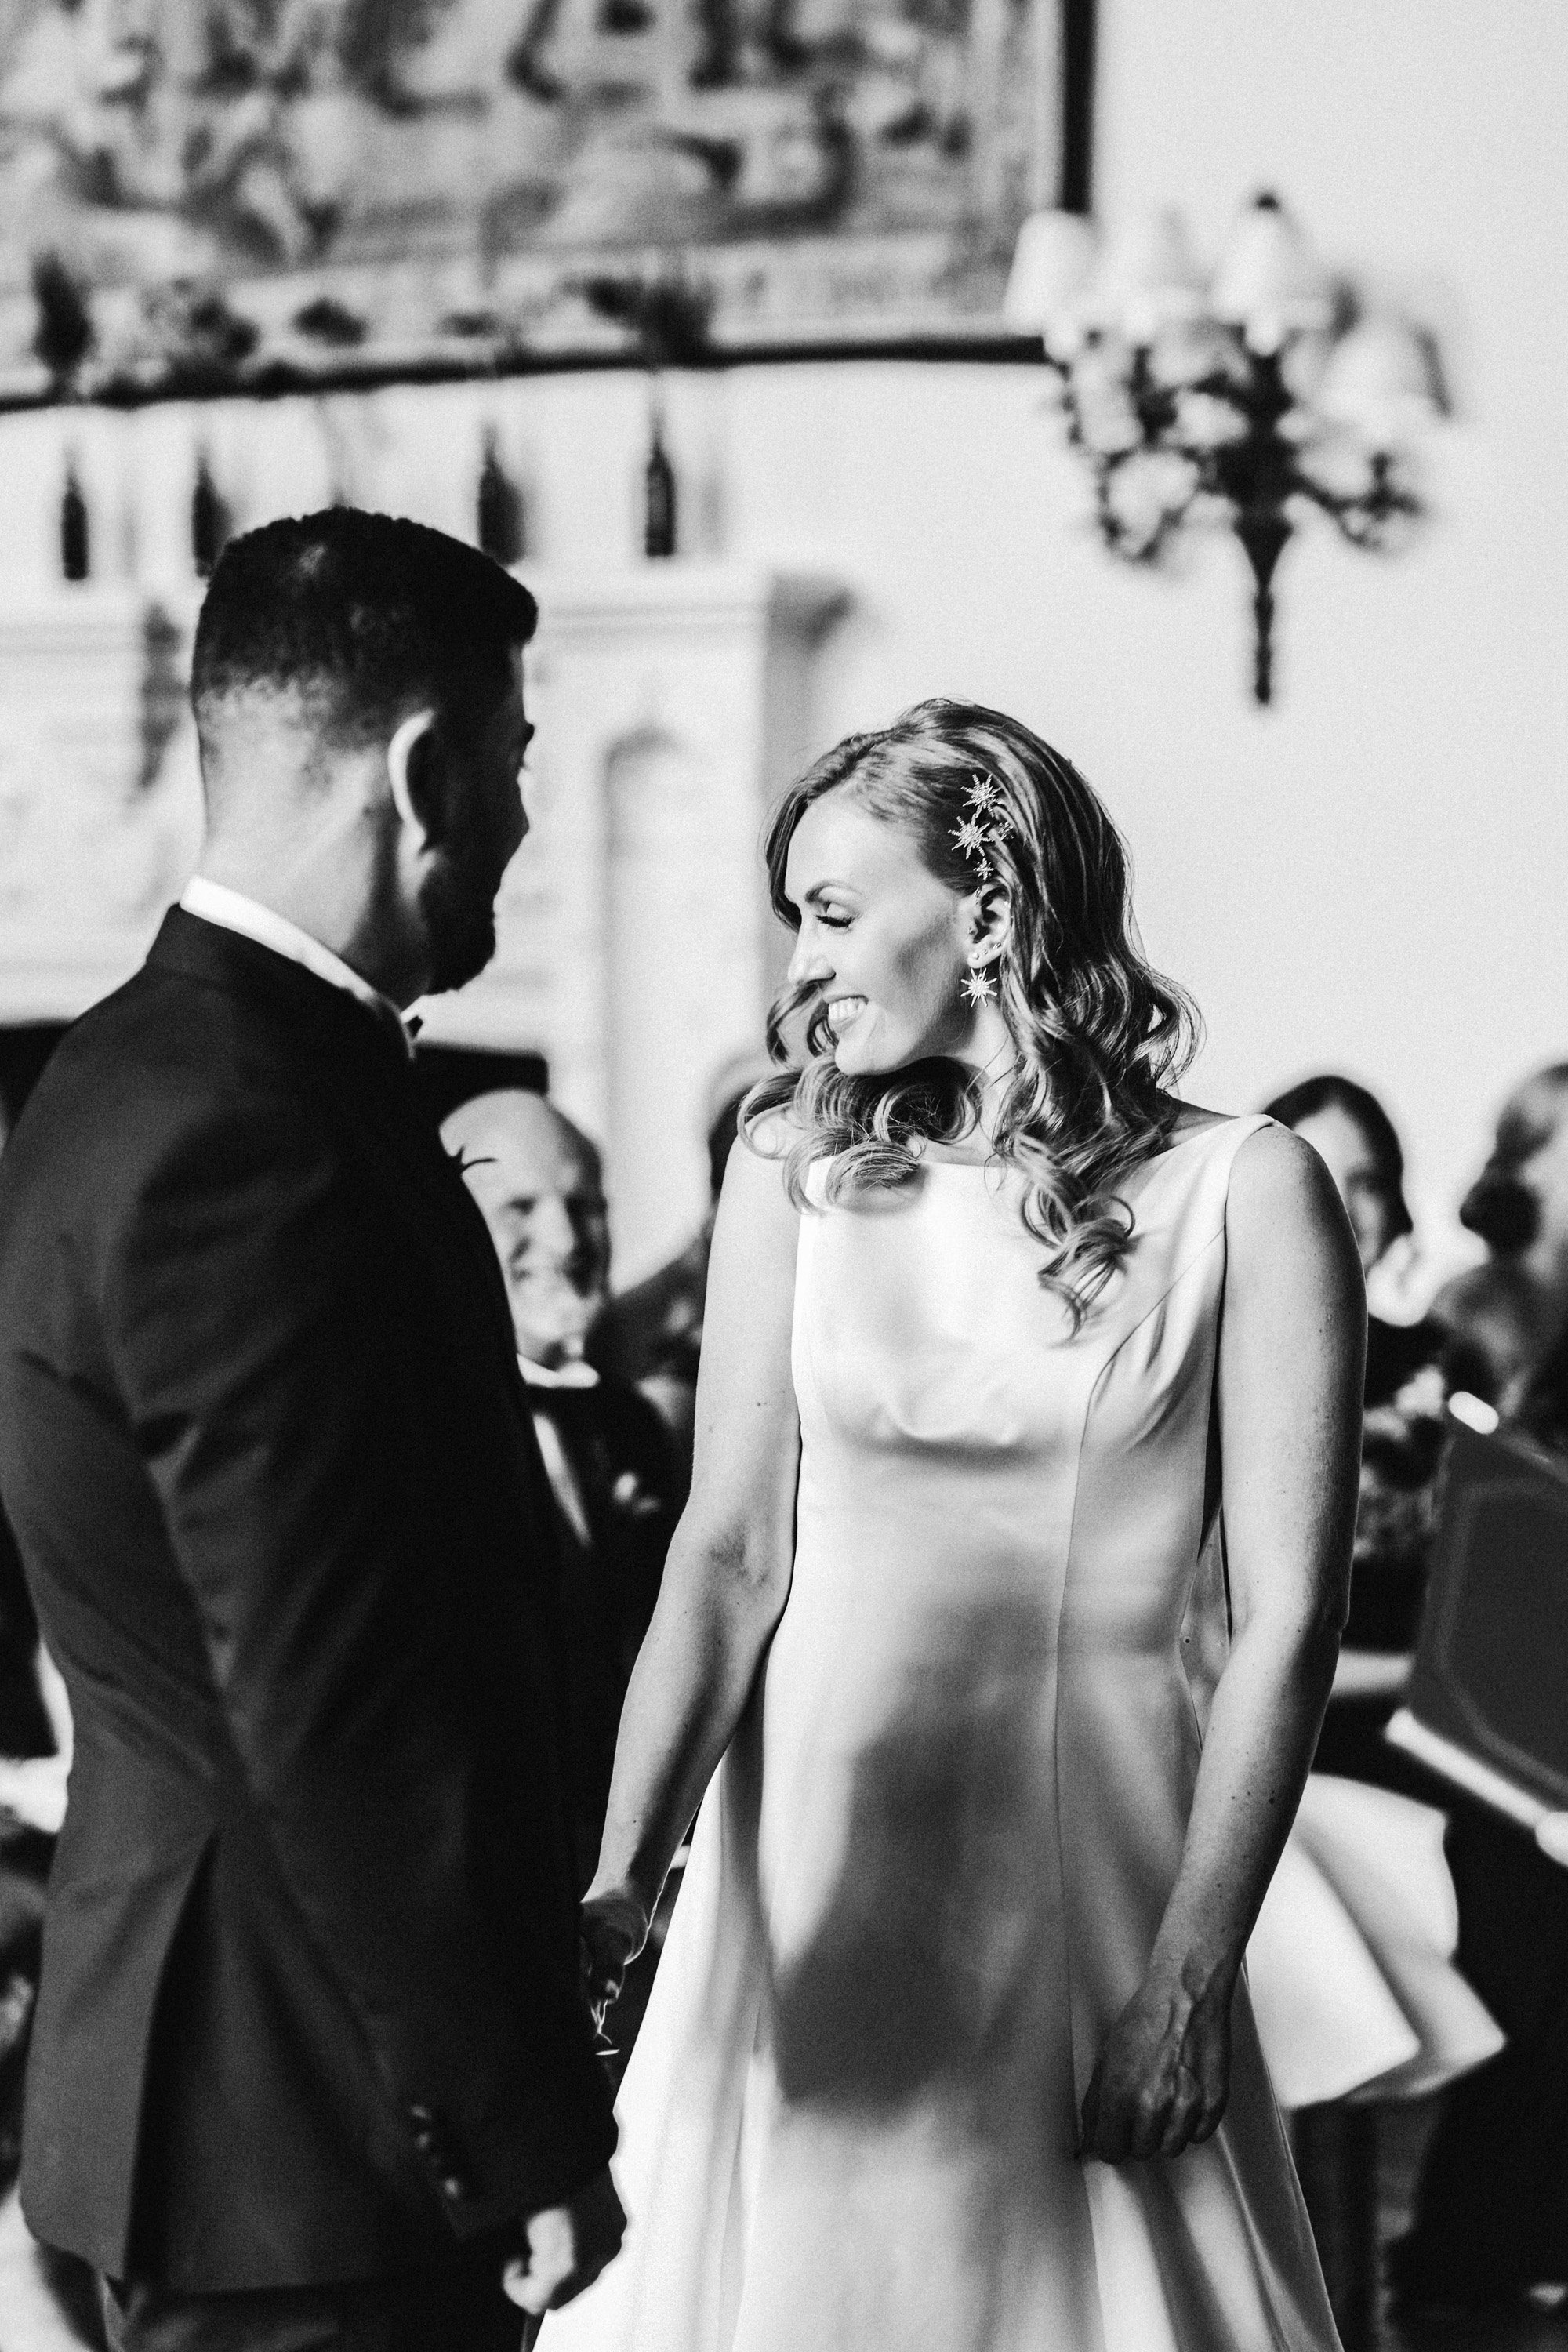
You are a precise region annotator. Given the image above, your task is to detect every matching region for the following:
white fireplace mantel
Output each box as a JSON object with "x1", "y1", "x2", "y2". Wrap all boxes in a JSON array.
[{"x1": 0, "y1": 561, "x2": 848, "y2": 1280}]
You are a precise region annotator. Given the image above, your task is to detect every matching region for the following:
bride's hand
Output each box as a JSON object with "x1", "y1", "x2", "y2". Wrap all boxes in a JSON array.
[
  {"x1": 1078, "y1": 1963, "x2": 1232, "y2": 2163},
  {"x1": 579, "y1": 1886, "x2": 651, "y2": 2035}
]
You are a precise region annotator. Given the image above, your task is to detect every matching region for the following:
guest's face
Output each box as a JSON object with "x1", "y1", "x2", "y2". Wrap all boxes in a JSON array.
[
  {"x1": 459, "y1": 1109, "x2": 610, "y2": 1367},
  {"x1": 1463, "y1": 1077, "x2": 1568, "y2": 1268},
  {"x1": 782, "y1": 795, "x2": 975, "y2": 1076},
  {"x1": 1290, "y1": 1105, "x2": 1393, "y2": 1275},
  {"x1": 417, "y1": 660, "x2": 532, "y2": 995}
]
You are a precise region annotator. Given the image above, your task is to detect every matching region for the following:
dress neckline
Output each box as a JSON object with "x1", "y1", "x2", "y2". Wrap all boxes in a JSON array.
[{"x1": 914, "y1": 1116, "x2": 1245, "y2": 1177}]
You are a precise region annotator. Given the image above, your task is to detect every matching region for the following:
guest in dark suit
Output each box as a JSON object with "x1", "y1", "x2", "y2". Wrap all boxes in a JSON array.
[
  {"x1": 441, "y1": 1091, "x2": 677, "y2": 1896},
  {"x1": 0, "y1": 510, "x2": 623, "y2": 2352}
]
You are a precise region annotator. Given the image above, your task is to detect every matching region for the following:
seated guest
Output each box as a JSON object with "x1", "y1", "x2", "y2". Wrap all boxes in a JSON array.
[
  {"x1": 590, "y1": 1052, "x2": 771, "y2": 1493},
  {"x1": 441, "y1": 1091, "x2": 678, "y2": 1891},
  {"x1": 1265, "y1": 1076, "x2": 1446, "y2": 1658}
]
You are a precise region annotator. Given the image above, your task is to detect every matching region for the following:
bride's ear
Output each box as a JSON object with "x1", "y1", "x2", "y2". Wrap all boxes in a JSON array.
[
  {"x1": 386, "y1": 709, "x2": 443, "y2": 848},
  {"x1": 969, "y1": 879, "x2": 1013, "y2": 962}
]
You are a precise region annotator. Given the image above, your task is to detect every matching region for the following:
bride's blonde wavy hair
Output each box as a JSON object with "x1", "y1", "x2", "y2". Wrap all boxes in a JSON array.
[{"x1": 742, "y1": 698, "x2": 1202, "y2": 1327}]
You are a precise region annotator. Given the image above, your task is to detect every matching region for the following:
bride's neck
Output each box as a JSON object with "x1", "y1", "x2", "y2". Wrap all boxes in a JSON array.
[{"x1": 955, "y1": 1013, "x2": 1018, "y2": 1143}]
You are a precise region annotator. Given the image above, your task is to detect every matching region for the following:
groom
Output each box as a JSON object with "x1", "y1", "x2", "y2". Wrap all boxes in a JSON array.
[{"x1": 0, "y1": 512, "x2": 622, "y2": 2349}]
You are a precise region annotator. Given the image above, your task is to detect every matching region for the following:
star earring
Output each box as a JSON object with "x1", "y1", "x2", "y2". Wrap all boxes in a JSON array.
[{"x1": 961, "y1": 960, "x2": 996, "y2": 1008}]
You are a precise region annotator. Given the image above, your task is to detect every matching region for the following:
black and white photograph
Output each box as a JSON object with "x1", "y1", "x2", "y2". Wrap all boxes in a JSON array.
[{"x1": 0, "y1": 4, "x2": 1566, "y2": 2350}]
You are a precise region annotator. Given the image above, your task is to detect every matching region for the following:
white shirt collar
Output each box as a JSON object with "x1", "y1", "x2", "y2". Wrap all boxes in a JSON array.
[{"x1": 180, "y1": 877, "x2": 415, "y2": 1055}]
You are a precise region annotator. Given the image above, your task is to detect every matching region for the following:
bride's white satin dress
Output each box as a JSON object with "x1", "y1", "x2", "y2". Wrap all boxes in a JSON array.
[{"x1": 547, "y1": 1114, "x2": 1342, "y2": 2352}]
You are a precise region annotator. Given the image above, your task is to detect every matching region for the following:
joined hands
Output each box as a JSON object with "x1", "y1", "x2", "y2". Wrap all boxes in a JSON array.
[
  {"x1": 494, "y1": 1893, "x2": 652, "y2": 2334},
  {"x1": 579, "y1": 1886, "x2": 652, "y2": 2039}
]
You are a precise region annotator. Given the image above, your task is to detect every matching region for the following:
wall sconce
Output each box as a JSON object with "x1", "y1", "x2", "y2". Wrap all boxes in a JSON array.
[{"x1": 1005, "y1": 194, "x2": 1445, "y2": 705}]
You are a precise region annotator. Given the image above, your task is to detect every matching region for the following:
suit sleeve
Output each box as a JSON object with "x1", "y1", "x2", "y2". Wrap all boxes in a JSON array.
[{"x1": 101, "y1": 1087, "x2": 615, "y2": 2234}]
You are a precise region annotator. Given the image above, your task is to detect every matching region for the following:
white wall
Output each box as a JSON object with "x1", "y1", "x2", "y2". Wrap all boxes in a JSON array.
[
  {"x1": 717, "y1": 0, "x2": 1568, "y2": 1269},
  {"x1": 2, "y1": 0, "x2": 1563, "y2": 1276}
]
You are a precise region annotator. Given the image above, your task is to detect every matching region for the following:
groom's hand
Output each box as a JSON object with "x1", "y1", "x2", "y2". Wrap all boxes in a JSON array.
[{"x1": 502, "y1": 2166, "x2": 626, "y2": 2315}]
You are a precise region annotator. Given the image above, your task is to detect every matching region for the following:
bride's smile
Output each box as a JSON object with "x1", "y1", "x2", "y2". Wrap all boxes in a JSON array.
[{"x1": 782, "y1": 790, "x2": 1011, "y2": 1079}]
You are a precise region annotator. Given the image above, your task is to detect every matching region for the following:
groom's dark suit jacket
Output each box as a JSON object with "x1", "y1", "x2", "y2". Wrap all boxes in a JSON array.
[{"x1": 0, "y1": 909, "x2": 615, "y2": 2291}]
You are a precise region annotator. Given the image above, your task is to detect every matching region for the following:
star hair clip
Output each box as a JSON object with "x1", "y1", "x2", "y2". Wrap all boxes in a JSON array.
[{"x1": 950, "y1": 773, "x2": 1011, "y2": 883}]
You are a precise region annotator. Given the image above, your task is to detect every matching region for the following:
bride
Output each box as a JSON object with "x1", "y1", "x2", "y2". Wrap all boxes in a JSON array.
[{"x1": 544, "y1": 699, "x2": 1362, "y2": 2351}]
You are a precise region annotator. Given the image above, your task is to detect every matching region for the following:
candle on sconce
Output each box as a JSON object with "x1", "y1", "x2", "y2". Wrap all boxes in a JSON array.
[
  {"x1": 1317, "y1": 318, "x2": 1442, "y2": 452},
  {"x1": 1209, "y1": 192, "x2": 1334, "y2": 357},
  {"x1": 1086, "y1": 209, "x2": 1206, "y2": 346},
  {"x1": 1004, "y1": 186, "x2": 1442, "y2": 705},
  {"x1": 1002, "y1": 210, "x2": 1098, "y2": 354}
]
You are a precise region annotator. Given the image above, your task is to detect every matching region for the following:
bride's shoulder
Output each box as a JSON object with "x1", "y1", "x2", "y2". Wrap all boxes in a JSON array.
[
  {"x1": 1160, "y1": 1102, "x2": 1303, "y2": 1165},
  {"x1": 708, "y1": 1102, "x2": 806, "y2": 1295},
  {"x1": 1154, "y1": 1105, "x2": 1335, "y2": 1233},
  {"x1": 1222, "y1": 1114, "x2": 1354, "y2": 1254},
  {"x1": 718, "y1": 1095, "x2": 809, "y2": 1224}
]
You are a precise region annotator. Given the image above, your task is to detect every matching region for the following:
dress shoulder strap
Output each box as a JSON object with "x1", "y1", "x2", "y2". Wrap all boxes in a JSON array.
[{"x1": 1120, "y1": 1112, "x2": 1278, "y2": 1280}]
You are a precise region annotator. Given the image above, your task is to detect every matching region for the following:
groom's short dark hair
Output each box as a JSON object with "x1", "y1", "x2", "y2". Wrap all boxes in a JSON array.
[{"x1": 191, "y1": 508, "x2": 537, "y2": 753}]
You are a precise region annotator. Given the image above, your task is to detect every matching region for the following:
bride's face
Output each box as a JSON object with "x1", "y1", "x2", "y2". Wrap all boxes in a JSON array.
[{"x1": 782, "y1": 793, "x2": 977, "y2": 1075}]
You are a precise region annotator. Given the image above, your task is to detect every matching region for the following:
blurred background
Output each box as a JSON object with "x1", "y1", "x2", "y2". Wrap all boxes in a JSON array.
[{"x1": 1, "y1": 2, "x2": 1566, "y2": 2347}]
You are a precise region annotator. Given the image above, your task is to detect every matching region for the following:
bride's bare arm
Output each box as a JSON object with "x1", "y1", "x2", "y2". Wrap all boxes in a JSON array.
[
  {"x1": 580, "y1": 1138, "x2": 801, "y2": 1994},
  {"x1": 1080, "y1": 1124, "x2": 1364, "y2": 2162}
]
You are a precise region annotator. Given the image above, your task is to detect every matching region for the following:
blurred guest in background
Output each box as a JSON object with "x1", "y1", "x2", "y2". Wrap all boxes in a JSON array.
[
  {"x1": 1389, "y1": 1064, "x2": 1568, "y2": 2315},
  {"x1": 590, "y1": 1051, "x2": 771, "y2": 1491},
  {"x1": 1513, "y1": 1316, "x2": 1568, "y2": 1457},
  {"x1": 444, "y1": 1090, "x2": 678, "y2": 1893},
  {"x1": 1265, "y1": 1076, "x2": 1446, "y2": 1663},
  {"x1": 1433, "y1": 1061, "x2": 1568, "y2": 1410},
  {"x1": 1265, "y1": 1075, "x2": 1442, "y2": 1406}
]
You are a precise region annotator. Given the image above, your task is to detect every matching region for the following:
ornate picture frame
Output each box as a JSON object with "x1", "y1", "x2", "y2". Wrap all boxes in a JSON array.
[{"x1": 0, "y1": 0, "x2": 1091, "y2": 399}]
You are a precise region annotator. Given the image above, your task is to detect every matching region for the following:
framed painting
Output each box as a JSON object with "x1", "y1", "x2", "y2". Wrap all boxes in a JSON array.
[{"x1": 0, "y1": 0, "x2": 1092, "y2": 398}]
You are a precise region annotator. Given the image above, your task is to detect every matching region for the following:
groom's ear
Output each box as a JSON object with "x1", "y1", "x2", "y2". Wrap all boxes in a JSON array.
[{"x1": 386, "y1": 709, "x2": 449, "y2": 850}]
